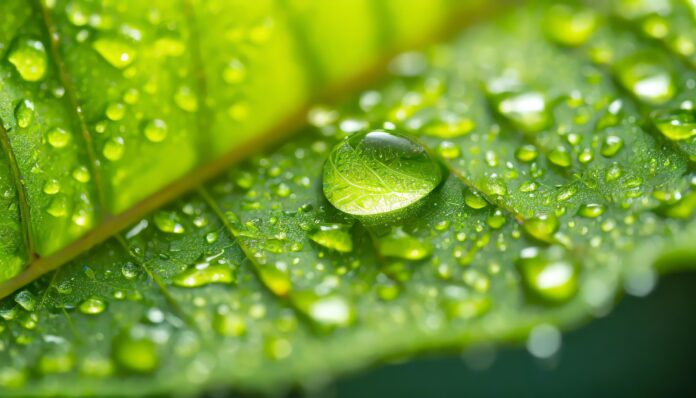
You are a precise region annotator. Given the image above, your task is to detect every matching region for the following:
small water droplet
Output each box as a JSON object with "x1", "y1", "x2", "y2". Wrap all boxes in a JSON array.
[
  {"x1": 47, "y1": 127, "x2": 72, "y2": 148},
  {"x1": 14, "y1": 100, "x2": 35, "y2": 128},
  {"x1": 309, "y1": 223, "x2": 353, "y2": 253},
  {"x1": 112, "y1": 331, "x2": 158, "y2": 373},
  {"x1": 523, "y1": 214, "x2": 559, "y2": 242},
  {"x1": 102, "y1": 136, "x2": 125, "y2": 161},
  {"x1": 153, "y1": 211, "x2": 185, "y2": 234},
  {"x1": 143, "y1": 119, "x2": 168, "y2": 142},
  {"x1": 578, "y1": 203, "x2": 605, "y2": 218},
  {"x1": 93, "y1": 37, "x2": 136, "y2": 69},
  {"x1": 517, "y1": 247, "x2": 578, "y2": 303},
  {"x1": 544, "y1": 4, "x2": 598, "y2": 46},
  {"x1": 600, "y1": 135, "x2": 624, "y2": 157},
  {"x1": 78, "y1": 296, "x2": 107, "y2": 315},
  {"x1": 377, "y1": 227, "x2": 432, "y2": 260}
]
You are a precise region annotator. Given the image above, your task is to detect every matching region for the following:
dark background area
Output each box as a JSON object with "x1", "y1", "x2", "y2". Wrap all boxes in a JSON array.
[{"x1": 327, "y1": 272, "x2": 696, "y2": 398}]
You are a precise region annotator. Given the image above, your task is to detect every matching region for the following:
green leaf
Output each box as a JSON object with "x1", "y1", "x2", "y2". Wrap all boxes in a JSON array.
[
  {"x1": 1, "y1": 0, "x2": 696, "y2": 396},
  {"x1": 0, "y1": 0, "x2": 475, "y2": 285}
]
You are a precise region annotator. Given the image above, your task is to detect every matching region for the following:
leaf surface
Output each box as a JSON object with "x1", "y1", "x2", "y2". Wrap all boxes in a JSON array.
[{"x1": 1, "y1": 1, "x2": 696, "y2": 396}]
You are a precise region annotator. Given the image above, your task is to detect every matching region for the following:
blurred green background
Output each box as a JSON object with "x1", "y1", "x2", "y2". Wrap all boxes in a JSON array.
[{"x1": 329, "y1": 272, "x2": 696, "y2": 397}]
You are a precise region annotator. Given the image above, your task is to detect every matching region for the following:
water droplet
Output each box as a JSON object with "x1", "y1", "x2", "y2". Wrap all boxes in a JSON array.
[
  {"x1": 93, "y1": 37, "x2": 136, "y2": 69},
  {"x1": 8, "y1": 37, "x2": 47, "y2": 81},
  {"x1": 495, "y1": 90, "x2": 552, "y2": 133},
  {"x1": 47, "y1": 195, "x2": 69, "y2": 218},
  {"x1": 174, "y1": 86, "x2": 198, "y2": 112},
  {"x1": 464, "y1": 190, "x2": 488, "y2": 209},
  {"x1": 173, "y1": 264, "x2": 234, "y2": 288},
  {"x1": 296, "y1": 293, "x2": 355, "y2": 328},
  {"x1": 153, "y1": 211, "x2": 185, "y2": 234},
  {"x1": 121, "y1": 262, "x2": 139, "y2": 279},
  {"x1": 42, "y1": 179, "x2": 61, "y2": 195},
  {"x1": 578, "y1": 203, "x2": 605, "y2": 218},
  {"x1": 515, "y1": 144, "x2": 539, "y2": 163},
  {"x1": 112, "y1": 331, "x2": 158, "y2": 373},
  {"x1": 436, "y1": 141, "x2": 461, "y2": 159},
  {"x1": 424, "y1": 117, "x2": 475, "y2": 138},
  {"x1": 102, "y1": 136, "x2": 125, "y2": 161},
  {"x1": 548, "y1": 146, "x2": 572, "y2": 168},
  {"x1": 213, "y1": 311, "x2": 246, "y2": 337},
  {"x1": 47, "y1": 127, "x2": 72, "y2": 148},
  {"x1": 105, "y1": 102, "x2": 125, "y2": 121},
  {"x1": 615, "y1": 54, "x2": 675, "y2": 105},
  {"x1": 523, "y1": 214, "x2": 559, "y2": 242},
  {"x1": 651, "y1": 108, "x2": 696, "y2": 141},
  {"x1": 78, "y1": 296, "x2": 107, "y2": 315},
  {"x1": 72, "y1": 166, "x2": 91, "y2": 183},
  {"x1": 14, "y1": 100, "x2": 35, "y2": 128},
  {"x1": 309, "y1": 223, "x2": 353, "y2": 253},
  {"x1": 544, "y1": 5, "x2": 598, "y2": 46},
  {"x1": 600, "y1": 135, "x2": 624, "y2": 157},
  {"x1": 222, "y1": 58, "x2": 246, "y2": 84},
  {"x1": 14, "y1": 290, "x2": 36, "y2": 311},
  {"x1": 322, "y1": 130, "x2": 441, "y2": 216},
  {"x1": 143, "y1": 119, "x2": 168, "y2": 142},
  {"x1": 377, "y1": 227, "x2": 432, "y2": 260},
  {"x1": 517, "y1": 247, "x2": 578, "y2": 303}
]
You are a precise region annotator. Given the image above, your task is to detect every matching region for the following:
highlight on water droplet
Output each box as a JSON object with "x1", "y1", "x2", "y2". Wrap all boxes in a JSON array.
[
  {"x1": 143, "y1": 119, "x2": 168, "y2": 142},
  {"x1": 78, "y1": 296, "x2": 107, "y2": 315},
  {"x1": 93, "y1": 37, "x2": 136, "y2": 69},
  {"x1": 322, "y1": 130, "x2": 442, "y2": 216},
  {"x1": 47, "y1": 127, "x2": 72, "y2": 148}
]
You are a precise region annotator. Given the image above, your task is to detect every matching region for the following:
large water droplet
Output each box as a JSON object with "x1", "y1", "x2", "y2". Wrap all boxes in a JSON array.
[
  {"x1": 309, "y1": 223, "x2": 353, "y2": 253},
  {"x1": 377, "y1": 227, "x2": 432, "y2": 260},
  {"x1": 523, "y1": 214, "x2": 559, "y2": 242},
  {"x1": 322, "y1": 130, "x2": 441, "y2": 216},
  {"x1": 8, "y1": 37, "x2": 47, "y2": 82},
  {"x1": 93, "y1": 37, "x2": 136, "y2": 69},
  {"x1": 14, "y1": 100, "x2": 35, "y2": 128},
  {"x1": 651, "y1": 108, "x2": 696, "y2": 141},
  {"x1": 112, "y1": 331, "x2": 158, "y2": 373},
  {"x1": 615, "y1": 54, "x2": 675, "y2": 105},
  {"x1": 517, "y1": 247, "x2": 578, "y2": 303},
  {"x1": 78, "y1": 296, "x2": 107, "y2": 315}
]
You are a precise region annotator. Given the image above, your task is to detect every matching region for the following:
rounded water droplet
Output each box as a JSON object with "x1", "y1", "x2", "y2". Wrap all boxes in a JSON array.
[
  {"x1": 47, "y1": 127, "x2": 72, "y2": 148},
  {"x1": 174, "y1": 86, "x2": 198, "y2": 112},
  {"x1": 548, "y1": 146, "x2": 572, "y2": 168},
  {"x1": 517, "y1": 247, "x2": 578, "y2": 303},
  {"x1": 495, "y1": 90, "x2": 552, "y2": 133},
  {"x1": 47, "y1": 195, "x2": 69, "y2": 218},
  {"x1": 105, "y1": 102, "x2": 125, "y2": 121},
  {"x1": 213, "y1": 312, "x2": 246, "y2": 337},
  {"x1": 436, "y1": 141, "x2": 461, "y2": 159},
  {"x1": 465, "y1": 190, "x2": 489, "y2": 209},
  {"x1": 223, "y1": 58, "x2": 246, "y2": 84},
  {"x1": 153, "y1": 211, "x2": 185, "y2": 234},
  {"x1": 309, "y1": 223, "x2": 353, "y2": 252},
  {"x1": 523, "y1": 214, "x2": 559, "y2": 242},
  {"x1": 143, "y1": 119, "x2": 168, "y2": 142},
  {"x1": 544, "y1": 4, "x2": 598, "y2": 46},
  {"x1": 14, "y1": 99, "x2": 35, "y2": 128},
  {"x1": 102, "y1": 136, "x2": 125, "y2": 161},
  {"x1": 515, "y1": 144, "x2": 539, "y2": 163},
  {"x1": 8, "y1": 37, "x2": 47, "y2": 81},
  {"x1": 651, "y1": 108, "x2": 696, "y2": 141},
  {"x1": 93, "y1": 37, "x2": 136, "y2": 69},
  {"x1": 615, "y1": 54, "x2": 675, "y2": 105},
  {"x1": 322, "y1": 130, "x2": 441, "y2": 216},
  {"x1": 78, "y1": 296, "x2": 107, "y2": 315},
  {"x1": 377, "y1": 227, "x2": 432, "y2": 260},
  {"x1": 43, "y1": 179, "x2": 61, "y2": 195},
  {"x1": 72, "y1": 166, "x2": 91, "y2": 183}
]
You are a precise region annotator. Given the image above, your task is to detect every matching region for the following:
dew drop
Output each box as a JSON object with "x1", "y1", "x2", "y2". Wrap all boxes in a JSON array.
[
  {"x1": 42, "y1": 179, "x2": 61, "y2": 195},
  {"x1": 309, "y1": 223, "x2": 353, "y2": 253},
  {"x1": 153, "y1": 211, "x2": 185, "y2": 234},
  {"x1": 8, "y1": 37, "x2": 47, "y2": 82},
  {"x1": 377, "y1": 227, "x2": 432, "y2": 261},
  {"x1": 174, "y1": 86, "x2": 198, "y2": 112},
  {"x1": 93, "y1": 37, "x2": 136, "y2": 69},
  {"x1": 651, "y1": 108, "x2": 696, "y2": 141},
  {"x1": 78, "y1": 296, "x2": 107, "y2": 315},
  {"x1": 517, "y1": 247, "x2": 578, "y2": 303},
  {"x1": 112, "y1": 331, "x2": 158, "y2": 373},
  {"x1": 495, "y1": 90, "x2": 552, "y2": 133},
  {"x1": 464, "y1": 190, "x2": 489, "y2": 209},
  {"x1": 222, "y1": 58, "x2": 246, "y2": 84},
  {"x1": 173, "y1": 265, "x2": 234, "y2": 288},
  {"x1": 615, "y1": 54, "x2": 675, "y2": 105},
  {"x1": 515, "y1": 144, "x2": 539, "y2": 163},
  {"x1": 322, "y1": 130, "x2": 441, "y2": 216},
  {"x1": 47, "y1": 127, "x2": 72, "y2": 148},
  {"x1": 578, "y1": 203, "x2": 605, "y2": 218},
  {"x1": 548, "y1": 146, "x2": 572, "y2": 168},
  {"x1": 544, "y1": 4, "x2": 598, "y2": 46},
  {"x1": 143, "y1": 119, "x2": 168, "y2": 142},
  {"x1": 600, "y1": 135, "x2": 624, "y2": 157},
  {"x1": 14, "y1": 100, "x2": 35, "y2": 128},
  {"x1": 102, "y1": 136, "x2": 125, "y2": 161},
  {"x1": 105, "y1": 102, "x2": 125, "y2": 121},
  {"x1": 523, "y1": 214, "x2": 559, "y2": 242}
]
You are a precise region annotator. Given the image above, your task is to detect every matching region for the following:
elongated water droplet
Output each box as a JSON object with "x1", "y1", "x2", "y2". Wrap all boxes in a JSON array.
[
  {"x1": 309, "y1": 223, "x2": 353, "y2": 253},
  {"x1": 651, "y1": 109, "x2": 696, "y2": 141},
  {"x1": 14, "y1": 100, "x2": 35, "y2": 128},
  {"x1": 172, "y1": 265, "x2": 234, "y2": 288},
  {"x1": 8, "y1": 37, "x2": 47, "y2": 82},
  {"x1": 323, "y1": 130, "x2": 441, "y2": 216},
  {"x1": 377, "y1": 227, "x2": 432, "y2": 260},
  {"x1": 578, "y1": 203, "x2": 605, "y2": 218},
  {"x1": 93, "y1": 37, "x2": 136, "y2": 69}
]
